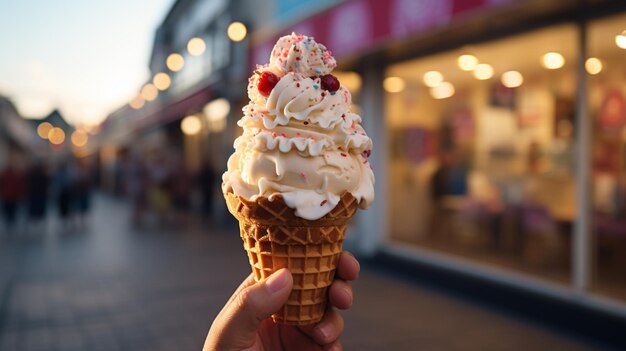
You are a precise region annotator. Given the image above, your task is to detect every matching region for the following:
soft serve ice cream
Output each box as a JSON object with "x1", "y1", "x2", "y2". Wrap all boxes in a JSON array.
[{"x1": 222, "y1": 33, "x2": 374, "y2": 220}]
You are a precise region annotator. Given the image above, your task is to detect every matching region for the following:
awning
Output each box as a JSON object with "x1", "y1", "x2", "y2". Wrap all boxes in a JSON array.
[{"x1": 251, "y1": 0, "x2": 527, "y2": 67}]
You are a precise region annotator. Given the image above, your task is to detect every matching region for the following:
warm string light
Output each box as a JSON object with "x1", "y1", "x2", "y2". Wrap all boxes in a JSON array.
[
  {"x1": 187, "y1": 37, "x2": 206, "y2": 56},
  {"x1": 71, "y1": 130, "x2": 88, "y2": 147},
  {"x1": 227, "y1": 22, "x2": 247, "y2": 42},
  {"x1": 141, "y1": 84, "x2": 158, "y2": 101},
  {"x1": 181, "y1": 115, "x2": 202, "y2": 135},
  {"x1": 153, "y1": 73, "x2": 171, "y2": 90},
  {"x1": 130, "y1": 22, "x2": 247, "y2": 109},
  {"x1": 37, "y1": 122, "x2": 53, "y2": 139},
  {"x1": 166, "y1": 53, "x2": 185, "y2": 71},
  {"x1": 48, "y1": 127, "x2": 65, "y2": 145}
]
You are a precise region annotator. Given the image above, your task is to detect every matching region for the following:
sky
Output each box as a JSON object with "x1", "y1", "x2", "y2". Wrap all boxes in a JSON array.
[{"x1": 0, "y1": 0, "x2": 175, "y2": 126}]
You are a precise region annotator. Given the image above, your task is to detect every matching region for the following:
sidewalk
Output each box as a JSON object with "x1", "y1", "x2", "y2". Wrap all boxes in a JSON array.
[{"x1": 0, "y1": 195, "x2": 609, "y2": 350}]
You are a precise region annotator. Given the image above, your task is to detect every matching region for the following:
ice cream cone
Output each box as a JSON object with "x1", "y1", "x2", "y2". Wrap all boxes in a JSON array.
[{"x1": 225, "y1": 191, "x2": 358, "y2": 325}]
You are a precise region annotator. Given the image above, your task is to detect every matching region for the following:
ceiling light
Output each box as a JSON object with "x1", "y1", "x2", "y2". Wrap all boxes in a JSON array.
[
  {"x1": 542, "y1": 52, "x2": 565, "y2": 69},
  {"x1": 457, "y1": 55, "x2": 478, "y2": 71},
  {"x1": 430, "y1": 82, "x2": 455, "y2": 99},
  {"x1": 423, "y1": 71, "x2": 443, "y2": 87},
  {"x1": 473, "y1": 63, "x2": 494, "y2": 80},
  {"x1": 585, "y1": 57, "x2": 602, "y2": 75},
  {"x1": 383, "y1": 77, "x2": 405, "y2": 93},
  {"x1": 501, "y1": 70, "x2": 523, "y2": 88}
]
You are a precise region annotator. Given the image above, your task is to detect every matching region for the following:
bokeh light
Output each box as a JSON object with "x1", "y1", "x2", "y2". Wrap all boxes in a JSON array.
[
  {"x1": 166, "y1": 53, "x2": 185, "y2": 71},
  {"x1": 153, "y1": 72, "x2": 171, "y2": 90},
  {"x1": 585, "y1": 57, "x2": 603, "y2": 75},
  {"x1": 430, "y1": 82, "x2": 455, "y2": 99},
  {"x1": 383, "y1": 77, "x2": 405, "y2": 93},
  {"x1": 473, "y1": 63, "x2": 494, "y2": 80},
  {"x1": 48, "y1": 127, "x2": 65, "y2": 145},
  {"x1": 227, "y1": 22, "x2": 247, "y2": 42},
  {"x1": 616, "y1": 31, "x2": 626, "y2": 49},
  {"x1": 423, "y1": 71, "x2": 443, "y2": 87},
  {"x1": 37, "y1": 122, "x2": 53, "y2": 139},
  {"x1": 141, "y1": 84, "x2": 158, "y2": 101},
  {"x1": 129, "y1": 96, "x2": 145, "y2": 109},
  {"x1": 333, "y1": 71, "x2": 362, "y2": 92},
  {"x1": 458, "y1": 54, "x2": 478, "y2": 71},
  {"x1": 501, "y1": 70, "x2": 524, "y2": 88},
  {"x1": 71, "y1": 130, "x2": 89, "y2": 147},
  {"x1": 542, "y1": 52, "x2": 565, "y2": 69},
  {"x1": 181, "y1": 115, "x2": 202, "y2": 135},
  {"x1": 187, "y1": 37, "x2": 206, "y2": 56}
]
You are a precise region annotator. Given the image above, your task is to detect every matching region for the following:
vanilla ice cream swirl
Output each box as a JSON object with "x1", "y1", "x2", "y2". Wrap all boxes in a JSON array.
[{"x1": 223, "y1": 33, "x2": 374, "y2": 220}]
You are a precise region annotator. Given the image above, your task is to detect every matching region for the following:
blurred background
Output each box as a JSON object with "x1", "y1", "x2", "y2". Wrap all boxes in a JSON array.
[{"x1": 1, "y1": 0, "x2": 626, "y2": 350}]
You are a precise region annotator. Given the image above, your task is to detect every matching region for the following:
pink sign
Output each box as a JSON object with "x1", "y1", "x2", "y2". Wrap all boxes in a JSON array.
[
  {"x1": 251, "y1": 0, "x2": 522, "y2": 68},
  {"x1": 391, "y1": 0, "x2": 453, "y2": 36}
]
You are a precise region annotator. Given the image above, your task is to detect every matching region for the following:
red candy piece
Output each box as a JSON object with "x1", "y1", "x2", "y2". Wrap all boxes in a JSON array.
[
  {"x1": 257, "y1": 72, "x2": 279, "y2": 97},
  {"x1": 320, "y1": 74, "x2": 340, "y2": 92}
]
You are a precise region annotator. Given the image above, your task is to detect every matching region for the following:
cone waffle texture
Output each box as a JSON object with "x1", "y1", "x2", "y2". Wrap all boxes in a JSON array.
[{"x1": 225, "y1": 191, "x2": 358, "y2": 325}]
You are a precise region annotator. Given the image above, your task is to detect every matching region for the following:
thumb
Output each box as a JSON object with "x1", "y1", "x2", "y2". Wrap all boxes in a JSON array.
[{"x1": 205, "y1": 268, "x2": 293, "y2": 350}]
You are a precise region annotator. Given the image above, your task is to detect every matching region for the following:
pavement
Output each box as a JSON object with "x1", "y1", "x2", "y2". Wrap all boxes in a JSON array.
[{"x1": 0, "y1": 194, "x2": 611, "y2": 350}]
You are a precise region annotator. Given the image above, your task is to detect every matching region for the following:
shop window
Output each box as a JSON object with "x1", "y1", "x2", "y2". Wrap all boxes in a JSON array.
[
  {"x1": 588, "y1": 13, "x2": 626, "y2": 301},
  {"x1": 385, "y1": 24, "x2": 579, "y2": 284}
]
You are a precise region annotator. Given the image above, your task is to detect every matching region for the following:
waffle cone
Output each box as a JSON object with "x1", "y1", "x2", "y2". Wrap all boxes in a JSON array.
[{"x1": 224, "y1": 191, "x2": 359, "y2": 325}]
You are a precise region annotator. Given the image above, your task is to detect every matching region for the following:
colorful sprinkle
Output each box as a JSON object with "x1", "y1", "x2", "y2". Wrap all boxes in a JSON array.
[{"x1": 320, "y1": 200, "x2": 327, "y2": 206}]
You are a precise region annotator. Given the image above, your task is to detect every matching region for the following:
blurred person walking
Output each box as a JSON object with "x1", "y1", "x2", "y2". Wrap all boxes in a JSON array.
[
  {"x1": 197, "y1": 158, "x2": 217, "y2": 221},
  {"x1": 53, "y1": 160, "x2": 76, "y2": 229},
  {"x1": 123, "y1": 152, "x2": 147, "y2": 226},
  {"x1": 170, "y1": 159, "x2": 193, "y2": 225},
  {"x1": 25, "y1": 160, "x2": 49, "y2": 229},
  {"x1": 73, "y1": 158, "x2": 92, "y2": 228},
  {"x1": 146, "y1": 152, "x2": 171, "y2": 224},
  {"x1": 0, "y1": 163, "x2": 26, "y2": 231}
]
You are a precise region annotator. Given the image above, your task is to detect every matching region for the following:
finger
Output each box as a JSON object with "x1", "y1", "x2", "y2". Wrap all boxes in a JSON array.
[
  {"x1": 328, "y1": 279, "x2": 352, "y2": 309},
  {"x1": 298, "y1": 308, "x2": 344, "y2": 345},
  {"x1": 336, "y1": 252, "x2": 360, "y2": 281},
  {"x1": 205, "y1": 269, "x2": 293, "y2": 350}
]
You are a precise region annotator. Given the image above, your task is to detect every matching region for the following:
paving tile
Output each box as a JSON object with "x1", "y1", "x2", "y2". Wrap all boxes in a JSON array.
[{"x1": 0, "y1": 195, "x2": 609, "y2": 351}]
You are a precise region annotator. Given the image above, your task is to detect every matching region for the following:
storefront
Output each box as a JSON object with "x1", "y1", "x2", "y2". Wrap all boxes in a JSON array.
[{"x1": 252, "y1": 0, "x2": 626, "y2": 318}]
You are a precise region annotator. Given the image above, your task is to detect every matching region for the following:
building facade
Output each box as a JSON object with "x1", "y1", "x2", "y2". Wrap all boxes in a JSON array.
[
  {"x1": 99, "y1": 0, "x2": 271, "y2": 198},
  {"x1": 249, "y1": 0, "x2": 626, "y2": 319}
]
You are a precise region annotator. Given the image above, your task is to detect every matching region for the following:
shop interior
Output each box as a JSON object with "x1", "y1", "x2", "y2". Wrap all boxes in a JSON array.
[{"x1": 385, "y1": 14, "x2": 626, "y2": 301}]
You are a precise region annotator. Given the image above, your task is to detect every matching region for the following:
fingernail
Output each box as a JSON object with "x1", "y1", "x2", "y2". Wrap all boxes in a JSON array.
[
  {"x1": 315, "y1": 324, "x2": 331, "y2": 341},
  {"x1": 342, "y1": 288, "x2": 353, "y2": 307},
  {"x1": 266, "y1": 269, "x2": 289, "y2": 294}
]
